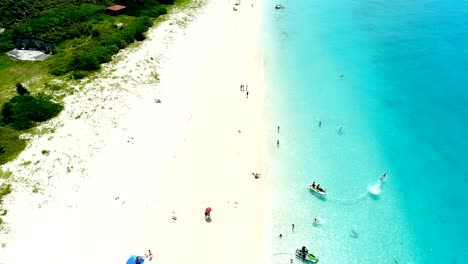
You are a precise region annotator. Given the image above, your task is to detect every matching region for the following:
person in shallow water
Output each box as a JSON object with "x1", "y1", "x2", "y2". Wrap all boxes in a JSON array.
[{"x1": 380, "y1": 172, "x2": 387, "y2": 182}]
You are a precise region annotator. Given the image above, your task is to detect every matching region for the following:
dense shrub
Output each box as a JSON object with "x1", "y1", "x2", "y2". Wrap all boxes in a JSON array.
[
  {"x1": 0, "y1": 30, "x2": 15, "y2": 53},
  {"x1": 0, "y1": 0, "x2": 113, "y2": 28},
  {"x1": 1, "y1": 93, "x2": 63, "y2": 130},
  {"x1": 16, "y1": 83, "x2": 30, "y2": 96},
  {"x1": 71, "y1": 71, "x2": 88, "y2": 79},
  {"x1": 118, "y1": 0, "x2": 168, "y2": 17},
  {"x1": 12, "y1": 4, "x2": 103, "y2": 43},
  {"x1": 76, "y1": 54, "x2": 100, "y2": 71},
  {"x1": 91, "y1": 29, "x2": 100, "y2": 38},
  {"x1": 158, "y1": 0, "x2": 174, "y2": 5},
  {"x1": 141, "y1": 6, "x2": 167, "y2": 18},
  {"x1": 50, "y1": 64, "x2": 73, "y2": 76}
]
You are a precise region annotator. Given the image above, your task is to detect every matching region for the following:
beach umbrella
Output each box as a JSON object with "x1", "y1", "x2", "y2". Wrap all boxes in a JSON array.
[
  {"x1": 205, "y1": 207, "x2": 212, "y2": 213},
  {"x1": 126, "y1": 255, "x2": 144, "y2": 264}
]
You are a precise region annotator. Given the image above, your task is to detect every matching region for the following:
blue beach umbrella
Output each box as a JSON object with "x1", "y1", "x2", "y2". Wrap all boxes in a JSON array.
[{"x1": 126, "y1": 255, "x2": 145, "y2": 264}]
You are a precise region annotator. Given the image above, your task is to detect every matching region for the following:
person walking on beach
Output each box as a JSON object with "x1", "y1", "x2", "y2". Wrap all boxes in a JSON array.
[
  {"x1": 246, "y1": 91, "x2": 249, "y2": 98},
  {"x1": 277, "y1": 140, "x2": 280, "y2": 147},
  {"x1": 148, "y1": 250, "x2": 153, "y2": 261},
  {"x1": 277, "y1": 126, "x2": 280, "y2": 133},
  {"x1": 246, "y1": 84, "x2": 248, "y2": 92},
  {"x1": 292, "y1": 224, "x2": 295, "y2": 232},
  {"x1": 279, "y1": 234, "x2": 283, "y2": 238},
  {"x1": 240, "y1": 84, "x2": 244, "y2": 91}
]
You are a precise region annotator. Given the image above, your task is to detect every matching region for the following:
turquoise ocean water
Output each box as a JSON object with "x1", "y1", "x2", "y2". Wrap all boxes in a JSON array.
[{"x1": 261, "y1": 0, "x2": 468, "y2": 263}]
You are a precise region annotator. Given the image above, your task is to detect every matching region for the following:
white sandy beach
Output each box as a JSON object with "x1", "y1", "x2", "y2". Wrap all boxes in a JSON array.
[{"x1": 0, "y1": 0, "x2": 267, "y2": 263}]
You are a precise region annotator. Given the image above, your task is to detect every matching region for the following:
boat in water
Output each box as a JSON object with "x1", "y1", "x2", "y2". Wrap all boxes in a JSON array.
[
  {"x1": 275, "y1": 4, "x2": 283, "y2": 9},
  {"x1": 295, "y1": 247, "x2": 319, "y2": 263},
  {"x1": 309, "y1": 182, "x2": 326, "y2": 196}
]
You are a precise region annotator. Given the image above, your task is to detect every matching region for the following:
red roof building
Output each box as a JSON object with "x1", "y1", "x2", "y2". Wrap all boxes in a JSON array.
[{"x1": 106, "y1": 5, "x2": 126, "y2": 15}]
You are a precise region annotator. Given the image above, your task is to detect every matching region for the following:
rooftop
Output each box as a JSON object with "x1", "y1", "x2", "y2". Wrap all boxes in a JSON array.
[{"x1": 106, "y1": 5, "x2": 126, "y2": 11}]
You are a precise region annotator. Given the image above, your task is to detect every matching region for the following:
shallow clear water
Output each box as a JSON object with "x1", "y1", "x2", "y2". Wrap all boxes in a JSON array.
[{"x1": 262, "y1": 0, "x2": 468, "y2": 263}]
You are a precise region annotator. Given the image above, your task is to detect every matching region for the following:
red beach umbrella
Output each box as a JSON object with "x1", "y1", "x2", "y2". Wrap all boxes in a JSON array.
[{"x1": 205, "y1": 207, "x2": 212, "y2": 213}]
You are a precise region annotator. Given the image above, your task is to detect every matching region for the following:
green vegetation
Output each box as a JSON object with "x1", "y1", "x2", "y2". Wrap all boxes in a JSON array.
[
  {"x1": 1, "y1": 92, "x2": 63, "y2": 130},
  {"x1": 0, "y1": 1, "x2": 174, "y2": 168},
  {"x1": 0, "y1": 127, "x2": 27, "y2": 165},
  {"x1": 0, "y1": 83, "x2": 62, "y2": 165},
  {"x1": 0, "y1": 1, "x2": 169, "y2": 79},
  {"x1": 0, "y1": 183, "x2": 12, "y2": 226},
  {"x1": 0, "y1": 183, "x2": 12, "y2": 204}
]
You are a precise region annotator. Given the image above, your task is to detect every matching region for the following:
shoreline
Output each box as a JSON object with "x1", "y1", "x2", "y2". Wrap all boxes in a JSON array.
[{"x1": 0, "y1": 0, "x2": 268, "y2": 263}]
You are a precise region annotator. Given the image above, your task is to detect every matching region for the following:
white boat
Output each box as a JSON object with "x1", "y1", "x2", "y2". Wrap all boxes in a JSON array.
[
  {"x1": 309, "y1": 183, "x2": 326, "y2": 196},
  {"x1": 275, "y1": 4, "x2": 283, "y2": 9}
]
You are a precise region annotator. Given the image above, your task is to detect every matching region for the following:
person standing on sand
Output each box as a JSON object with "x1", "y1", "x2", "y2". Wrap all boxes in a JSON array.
[
  {"x1": 277, "y1": 139, "x2": 280, "y2": 147},
  {"x1": 277, "y1": 126, "x2": 280, "y2": 133},
  {"x1": 292, "y1": 224, "x2": 295, "y2": 232},
  {"x1": 148, "y1": 250, "x2": 153, "y2": 261},
  {"x1": 246, "y1": 91, "x2": 249, "y2": 98}
]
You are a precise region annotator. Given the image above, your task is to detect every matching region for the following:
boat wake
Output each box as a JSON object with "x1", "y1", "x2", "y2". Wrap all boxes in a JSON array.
[
  {"x1": 368, "y1": 181, "x2": 382, "y2": 195},
  {"x1": 327, "y1": 174, "x2": 387, "y2": 204}
]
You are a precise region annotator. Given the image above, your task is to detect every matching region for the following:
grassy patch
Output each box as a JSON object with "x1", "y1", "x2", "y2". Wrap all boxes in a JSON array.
[
  {"x1": 0, "y1": 55, "x2": 50, "y2": 106},
  {"x1": 21, "y1": 161, "x2": 32, "y2": 166},
  {"x1": 0, "y1": 169, "x2": 12, "y2": 180},
  {"x1": 0, "y1": 126, "x2": 27, "y2": 165},
  {"x1": 0, "y1": 183, "x2": 12, "y2": 204}
]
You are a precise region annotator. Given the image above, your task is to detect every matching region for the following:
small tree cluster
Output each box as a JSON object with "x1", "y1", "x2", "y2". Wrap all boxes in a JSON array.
[
  {"x1": 16, "y1": 83, "x2": 30, "y2": 96},
  {"x1": 1, "y1": 93, "x2": 63, "y2": 130}
]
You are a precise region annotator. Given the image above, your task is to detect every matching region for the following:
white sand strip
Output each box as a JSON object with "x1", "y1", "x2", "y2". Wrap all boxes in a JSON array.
[{"x1": 0, "y1": 0, "x2": 267, "y2": 264}]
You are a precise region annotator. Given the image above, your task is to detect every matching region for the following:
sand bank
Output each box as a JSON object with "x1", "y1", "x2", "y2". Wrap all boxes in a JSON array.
[{"x1": 0, "y1": 0, "x2": 267, "y2": 263}]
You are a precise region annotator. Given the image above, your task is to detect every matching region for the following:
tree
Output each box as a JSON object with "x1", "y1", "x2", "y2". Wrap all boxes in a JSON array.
[{"x1": 16, "y1": 83, "x2": 29, "y2": 96}]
